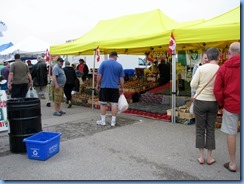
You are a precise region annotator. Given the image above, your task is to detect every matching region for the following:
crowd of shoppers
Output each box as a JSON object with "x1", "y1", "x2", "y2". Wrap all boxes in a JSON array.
[{"x1": 2, "y1": 42, "x2": 240, "y2": 173}]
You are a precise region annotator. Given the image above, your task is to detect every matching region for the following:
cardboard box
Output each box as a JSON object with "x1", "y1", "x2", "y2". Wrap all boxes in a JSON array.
[
  {"x1": 178, "y1": 112, "x2": 195, "y2": 119},
  {"x1": 167, "y1": 109, "x2": 178, "y2": 116}
]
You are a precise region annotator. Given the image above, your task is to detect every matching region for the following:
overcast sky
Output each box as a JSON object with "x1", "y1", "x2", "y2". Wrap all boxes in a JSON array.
[{"x1": 0, "y1": 0, "x2": 240, "y2": 46}]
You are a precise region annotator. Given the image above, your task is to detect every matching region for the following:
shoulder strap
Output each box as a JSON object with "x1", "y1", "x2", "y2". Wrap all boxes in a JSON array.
[{"x1": 194, "y1": 71, "x2": 217, "y2": 99}]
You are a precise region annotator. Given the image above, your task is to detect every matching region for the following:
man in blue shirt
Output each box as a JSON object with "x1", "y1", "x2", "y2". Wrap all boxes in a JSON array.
[
  {"x1": 52, "y1": 57, "x2": 66, "y2": 116},
  {"x1": 96, "y1": 51, "x2": 125, "y2": 126}
]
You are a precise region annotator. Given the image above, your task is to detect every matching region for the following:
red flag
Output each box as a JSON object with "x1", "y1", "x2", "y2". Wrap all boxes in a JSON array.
[
  {"x1": 45, "y1": 49, "x2": 50, "y2": 62},
  {"x1": 96, "y1": 46, "x2": 100, "y2": 62},
  {"x1": 168, "y1": 33, "x2": 176, "y2": 55}
]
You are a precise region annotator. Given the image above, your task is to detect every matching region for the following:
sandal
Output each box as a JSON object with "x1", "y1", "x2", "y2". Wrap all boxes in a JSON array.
[
  {"x1": 224, "y1": 162, "x2": 236, "y2": 172},
  {"x1": 198, "y1": 158, "x2": 204, "y2": 164},
  {"x1": 207, "y1": 159, "x2": 216, "y2": 165}
]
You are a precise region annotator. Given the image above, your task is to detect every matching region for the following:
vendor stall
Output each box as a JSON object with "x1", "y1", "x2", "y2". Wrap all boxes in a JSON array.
[{"x1": 50, "y1": 7, "x2": 240, "y2": 123}]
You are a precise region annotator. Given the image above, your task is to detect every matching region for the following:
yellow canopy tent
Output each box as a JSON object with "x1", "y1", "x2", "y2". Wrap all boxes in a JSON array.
[
  {"x1": 173, "y1": 6, "x2": 240, "y2": 50},
  {"x1": 50, "y1": 9, "x2": 202, "y2": 55},
  {"x1": 50, "y1": 7, "x2": 239, "y2": 55},
  {"x1": 50, "y1": 6, "x2": 240, "y2": 123},
  {"x1": 50, "y1": 9, "x2": 203, "y2": 121},
  {"x1": 170, "y1": 6, "x2": 240, "y2": 123}
]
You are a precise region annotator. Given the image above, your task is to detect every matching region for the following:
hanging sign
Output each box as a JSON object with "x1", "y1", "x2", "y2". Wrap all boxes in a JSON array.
[{"x1": 189, "y1": 50, "x2": 199, "y2": 61}]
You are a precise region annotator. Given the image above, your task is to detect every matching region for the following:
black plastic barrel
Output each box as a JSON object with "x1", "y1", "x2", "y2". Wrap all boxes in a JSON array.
[{"x1": 7, "y1": 98, "x2": 42, "y2": 153}]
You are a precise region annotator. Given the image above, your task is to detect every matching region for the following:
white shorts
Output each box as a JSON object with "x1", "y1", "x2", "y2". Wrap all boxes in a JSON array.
[{"x1": 221, "y1": 108, "x2": 240, "y2": 135}]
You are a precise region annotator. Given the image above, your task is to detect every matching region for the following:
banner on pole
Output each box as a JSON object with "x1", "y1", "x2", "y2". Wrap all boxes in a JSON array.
[
  {"x1": 45, "y1": 49, "x2": 50, "y2": 62},
  {"x1": 96, "y1": 46, "x2": 100, "y2": 62}
]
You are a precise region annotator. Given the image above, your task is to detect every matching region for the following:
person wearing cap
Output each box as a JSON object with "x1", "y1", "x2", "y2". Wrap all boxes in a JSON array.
[
  {"x1": 31, "y1": 56, "x2": 51, "y2": 107},
  {"x1": 96, "y1": 51, "x2": 125, "y2": 126},
  {"x1": 63, "y1": 61, "x2": 77, "y2": 108},
  {"x1": 26, "y1": 59, "x2": 34, "y2": 73},
  {"x1": 51, "y1": 57, "x2": 66, "y2": 116},
  {"x1": 8, "y1": 54, "x2": 33, "y2": 98},
  {"x1": 76, "y1": 59, "x2": 89, "y2": 81}
]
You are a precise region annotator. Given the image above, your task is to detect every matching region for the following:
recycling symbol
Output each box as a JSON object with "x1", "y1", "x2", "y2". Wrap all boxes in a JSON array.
[{"x1": 33, "y1": 149, "x2": 38, "y2": 156}]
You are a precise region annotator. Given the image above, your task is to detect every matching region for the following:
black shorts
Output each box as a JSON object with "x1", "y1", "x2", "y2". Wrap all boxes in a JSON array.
[{"x1": 99, "y1": 88, "x2": 119, "y2": 104}]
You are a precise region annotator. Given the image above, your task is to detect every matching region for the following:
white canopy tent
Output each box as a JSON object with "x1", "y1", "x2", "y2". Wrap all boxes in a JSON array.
[{"x1": 0, "y1": 36, "x2": 50, "y2": 56}]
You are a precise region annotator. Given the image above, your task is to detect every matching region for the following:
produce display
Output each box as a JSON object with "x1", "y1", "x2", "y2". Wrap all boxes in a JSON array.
[
  {"x1": 124, "y1": 78, "x2": 158, "y2": 93},
  {"x1": 71, "y1": 70, "x2": 238, "y2": 130},
  {"x1": 72, "y1": 78, "x2": 99, "y2": 106},
  {"x1": 72, "y1": 77, "x2": 159, "y2": 106}
]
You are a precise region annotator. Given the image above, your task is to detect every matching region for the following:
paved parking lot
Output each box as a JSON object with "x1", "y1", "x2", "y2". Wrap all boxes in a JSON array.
[{"x1": 0, "y1": 100, "x2": 240, "y2": 180}]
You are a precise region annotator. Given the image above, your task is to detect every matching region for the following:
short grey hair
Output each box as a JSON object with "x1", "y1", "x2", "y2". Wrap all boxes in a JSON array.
[
  {"x1": 230, "y1": 42, "x2": 240, "y2": 54},
  {"x1": 206, "y1": 47, "x2": 220, "y2": 61},
  {"x1": 37, "y1": 56, "x2": 43, "y2": 61}
]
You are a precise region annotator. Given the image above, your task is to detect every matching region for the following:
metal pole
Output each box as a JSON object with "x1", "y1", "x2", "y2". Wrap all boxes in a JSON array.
[
  {"x1": 171, "y1": 50, "x2": 176, "y2": 123},
  {"x1": 92, "y1": 50, "x2": 96, "y2": 110}
]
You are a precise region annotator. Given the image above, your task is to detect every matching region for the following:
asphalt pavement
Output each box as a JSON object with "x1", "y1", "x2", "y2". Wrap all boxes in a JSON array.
[{"x1": 0, "y1": 99, "x2": 241, "y2": 181}]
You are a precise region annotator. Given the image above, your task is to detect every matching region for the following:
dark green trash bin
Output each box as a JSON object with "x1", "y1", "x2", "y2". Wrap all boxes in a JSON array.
[{"x1": 7, "y1": 98, "x2": 42, "y2": 153}]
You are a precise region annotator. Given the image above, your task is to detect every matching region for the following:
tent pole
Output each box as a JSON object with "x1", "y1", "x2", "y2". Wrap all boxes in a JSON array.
[
  {"x1": 92, "y1": 50, "x2": 96, "y2": 110},
  {"x1": 171, "y1": 50, "x2": 176, "y2": 123},
  {"x1": 46, "y1": 53, "x2": 52, "y2": 105}
]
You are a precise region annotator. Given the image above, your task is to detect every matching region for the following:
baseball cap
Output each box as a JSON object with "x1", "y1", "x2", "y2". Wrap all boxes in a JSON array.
[
  {"x1": 57, "y1": 57, "x2": 64, "y2": 62},
  {"x1": 109, "y1": 51, "x2": 119, "y2": 57}
]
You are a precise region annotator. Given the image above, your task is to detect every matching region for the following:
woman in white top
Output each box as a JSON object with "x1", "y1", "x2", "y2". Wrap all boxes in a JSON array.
[
  {"x1": 191, "y1": 51, "x2": 209, "y2": 97},
  {"x1": 190, "y1": 48, "x2": 220, "y2": 165}
]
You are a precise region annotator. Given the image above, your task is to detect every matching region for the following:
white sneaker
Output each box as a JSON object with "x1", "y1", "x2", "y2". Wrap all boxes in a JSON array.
[
  {"x1": 96, "y1": 120, "x2": 106, "y2": 126},
  {"x1": 110, "y1": 121, "x2": 116, "y2": 127}
]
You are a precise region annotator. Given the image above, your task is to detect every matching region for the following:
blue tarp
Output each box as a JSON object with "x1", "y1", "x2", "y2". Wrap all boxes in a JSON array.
[
  {"x1": 124, "y1": 69, "x2": 135, "y2": 78},
  {"x1": 0, "y1": 42, "x2": 13, "y2": 52}
]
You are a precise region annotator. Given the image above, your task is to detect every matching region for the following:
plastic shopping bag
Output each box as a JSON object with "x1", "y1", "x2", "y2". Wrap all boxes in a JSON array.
[
  {"x1": 189, "y1": 102, "x2": 194, "y2": 114},
  {"x1": 26, "y1": 87, "x2": 38, "y2": 98},
  {"x1": 118, "y1": 94, "x2": 129, "y2": 113}
]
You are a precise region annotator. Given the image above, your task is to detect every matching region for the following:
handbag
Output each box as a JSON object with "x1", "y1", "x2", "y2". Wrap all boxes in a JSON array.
[
  {"x1": 118, "y1": 94, "x2": 129, "y2": 113},
  {"x1": 190, "y1": 72, "x2": 217, "y2": 114}
]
